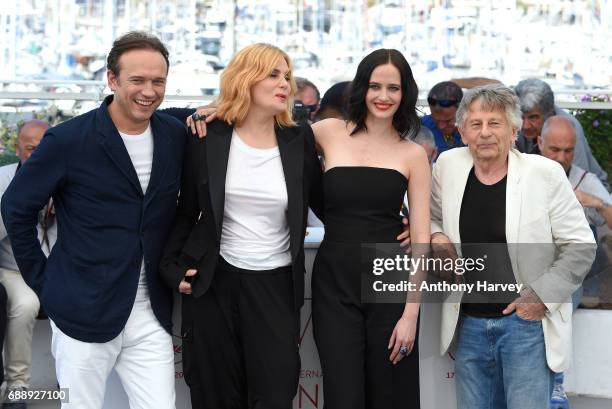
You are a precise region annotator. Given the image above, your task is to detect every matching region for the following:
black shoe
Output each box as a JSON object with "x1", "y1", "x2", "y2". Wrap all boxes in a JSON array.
[
  {"x1": 2, "y1": 387, "x2": 27, "y2": 409},
  {"x1": 2, "y1": 403, "x2": 26, "y2": 409}
]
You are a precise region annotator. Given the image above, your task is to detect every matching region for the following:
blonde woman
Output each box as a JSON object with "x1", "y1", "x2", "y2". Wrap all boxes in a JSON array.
[{"x1": 159, "y1": 44, "x2": 323, "y2": 408}]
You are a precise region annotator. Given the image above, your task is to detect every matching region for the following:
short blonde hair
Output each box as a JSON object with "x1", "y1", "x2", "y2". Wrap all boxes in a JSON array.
[{"x1": 217, "y1": 43, "x2": 296, "y2": 127}]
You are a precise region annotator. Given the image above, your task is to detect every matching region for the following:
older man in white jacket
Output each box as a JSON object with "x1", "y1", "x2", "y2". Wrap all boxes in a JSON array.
[{"x1": 430, "y1": 84, "x2": 595, "y2": 409}]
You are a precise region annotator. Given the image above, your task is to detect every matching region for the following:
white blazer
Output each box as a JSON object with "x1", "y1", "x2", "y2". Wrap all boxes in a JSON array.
[{"x1": 431, "y1": 147, "x2": 596, "y2": 372}]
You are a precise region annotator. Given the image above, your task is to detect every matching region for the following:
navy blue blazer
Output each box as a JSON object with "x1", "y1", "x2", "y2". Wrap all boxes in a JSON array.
[{"x1": 1, "y1": 96, "x2": 186, "y2": 342}]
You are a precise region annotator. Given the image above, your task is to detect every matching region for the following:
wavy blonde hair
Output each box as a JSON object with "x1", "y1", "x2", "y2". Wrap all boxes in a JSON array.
[{"x1": 217, "y1": 43, "x2": 296, "y2": 127}]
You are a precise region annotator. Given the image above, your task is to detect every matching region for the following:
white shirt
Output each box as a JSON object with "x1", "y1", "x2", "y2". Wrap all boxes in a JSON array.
[
  {"x1": 119, "y1": 125, "x2": 153, "y2": 301},
  {"x1": 119, "y1": 125, "x2": 154, "y2": 194},
  {"x1": 0, "y1": 162, "x2": 57, "y2": 271},
  {"x1": 220, "y1": 131, "x2": 291, "y2": 270},
  {"x1": 568, "y1": 164, "x2": 612, "y2": 227}
]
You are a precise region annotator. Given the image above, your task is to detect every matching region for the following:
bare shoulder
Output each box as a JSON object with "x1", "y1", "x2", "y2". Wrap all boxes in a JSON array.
[
  {"x1": 389, "y1": 138, "x2": 429, "y2": 182},
  {"x1": 398, "y1": 138, "x2": 428, "y2": 164}
]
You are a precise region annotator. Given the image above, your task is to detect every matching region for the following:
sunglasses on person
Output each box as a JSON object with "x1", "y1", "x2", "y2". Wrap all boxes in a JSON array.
[{"x1": 427, "y1": 97, "x2": 459, "y2": 108}]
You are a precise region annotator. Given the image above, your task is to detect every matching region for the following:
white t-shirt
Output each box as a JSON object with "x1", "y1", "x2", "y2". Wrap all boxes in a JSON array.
[
  {"x1": 119, "y1": 125, "x2": 153, "y2": 302},
  {"x1": 220, "y1": 130, "x2": 291, "y2": 270},
  {"x1": 119, "y1": 125, "x2": 154, "y2": 194}
]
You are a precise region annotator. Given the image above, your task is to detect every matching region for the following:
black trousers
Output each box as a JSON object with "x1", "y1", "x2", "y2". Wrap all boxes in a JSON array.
[
  {"x1": 312, "y1": 240, "x2": 420, "y2": 409},
  {"x1": 182, "y1": 258, "x2": 300, "y2": 409}
]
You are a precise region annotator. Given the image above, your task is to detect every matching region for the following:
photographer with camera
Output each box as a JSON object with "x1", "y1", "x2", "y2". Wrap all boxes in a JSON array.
[{"x1": 294, "y1": 77, "x2": 320, "y2": 124}]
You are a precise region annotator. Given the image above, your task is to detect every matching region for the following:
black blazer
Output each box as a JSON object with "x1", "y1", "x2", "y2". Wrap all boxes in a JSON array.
[
  {"x1": 160, "y1": 120, "x2": 323, "y2": 309},
  {"x1": 1, "y1": 96, "x2": 186, "y2": 342}
]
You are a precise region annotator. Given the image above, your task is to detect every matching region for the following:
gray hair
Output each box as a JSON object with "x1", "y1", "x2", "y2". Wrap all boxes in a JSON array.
[
  {"x1": 412, "y1": 126, "x2": 435, "y2": 147},
  {"x1": 540, "y1": 115, "x2": 576, "y2": 142},
  {"x1": 514, "y1": 78, "x2": 555, "y2": 118},
  {"x1": 456, "y1": 84, "x2": 522, "y2": 131}
]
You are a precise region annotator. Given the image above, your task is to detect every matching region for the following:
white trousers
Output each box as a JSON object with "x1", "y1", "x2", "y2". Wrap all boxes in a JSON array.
[
  {"x1": 0, "y1": 267, "x2": 40, "y2": 388},
  {"x1": 50, "y1": 299, "x2": 176, "y2": 409}
]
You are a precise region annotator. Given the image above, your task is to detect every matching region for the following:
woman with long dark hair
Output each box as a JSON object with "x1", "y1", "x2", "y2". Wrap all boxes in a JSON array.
[{"x1": 310, "y1": 49, "x2": 430, "y2": 408}]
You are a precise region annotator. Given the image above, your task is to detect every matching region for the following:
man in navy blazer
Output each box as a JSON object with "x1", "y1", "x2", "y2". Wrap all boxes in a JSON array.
[{"x1": 1, "y1": 32, "x2": 185, "y2": 409}]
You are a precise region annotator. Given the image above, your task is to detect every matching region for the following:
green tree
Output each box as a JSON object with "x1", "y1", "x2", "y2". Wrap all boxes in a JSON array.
[{"x1": 574, "y1": 95, "x2": 612, "y2": 183}]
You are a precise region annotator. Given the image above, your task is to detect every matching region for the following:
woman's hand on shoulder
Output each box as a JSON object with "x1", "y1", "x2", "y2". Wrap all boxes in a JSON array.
[{"x1": 186, "y1": 105, "x2": 218, "y2": 138}]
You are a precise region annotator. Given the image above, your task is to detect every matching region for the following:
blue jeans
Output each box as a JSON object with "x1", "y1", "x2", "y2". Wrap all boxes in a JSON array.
[{"x1": 455, "y1": 313, "x2": 554, "y2": 409}]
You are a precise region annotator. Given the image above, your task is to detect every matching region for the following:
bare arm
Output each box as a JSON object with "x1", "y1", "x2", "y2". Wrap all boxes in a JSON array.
[
  {"x1": 388, "y1": 145, "x2": 431, "y2": 364},
  {"x1": 405, "y1": 145, "x2": 432, "y2": 310},
  {"x1": 600, "y1": 203, "x2": 612, "y2": 229},
  {"x1": 575, "y1": 189, "x2": 612, "y2": 229},
  {"x1": 310, "y1": 118, "x2": 337, "y2": 156}
]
